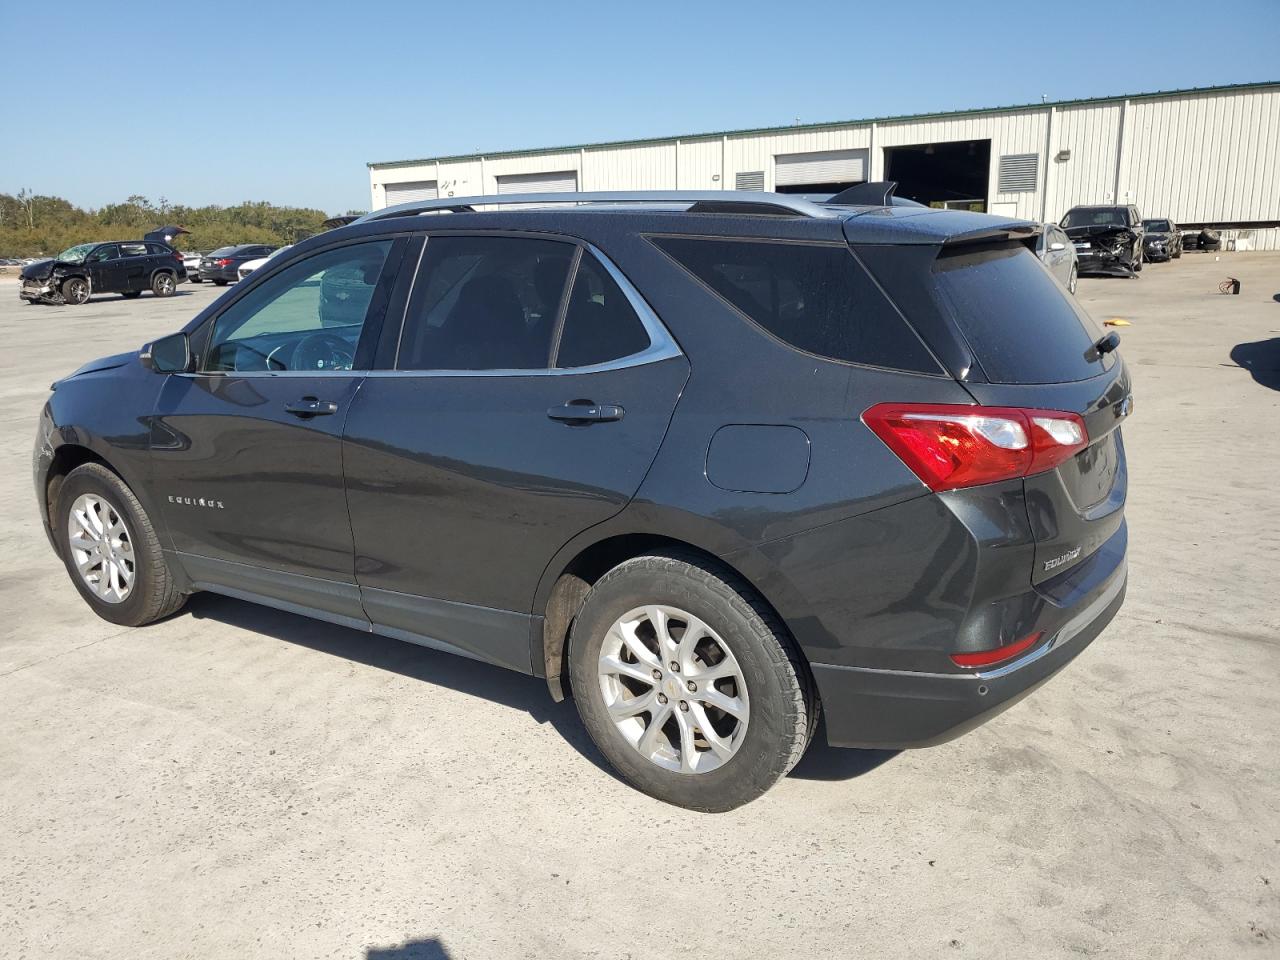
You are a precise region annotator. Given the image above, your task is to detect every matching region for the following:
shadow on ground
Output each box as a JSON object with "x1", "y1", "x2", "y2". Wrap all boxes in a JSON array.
[
  {"x1": 367, "y1": 938, "x2": 448, "y2": 959},
  {"x1": 185, "y1": 592, "x2": 896, "y2": 787},
  {"x1": 1230, "y1": 338, "x2": 1280, "y2": 390}
]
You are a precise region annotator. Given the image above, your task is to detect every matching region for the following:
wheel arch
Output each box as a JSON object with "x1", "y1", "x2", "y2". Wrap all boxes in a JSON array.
[
  {"x1": 535, "y1": 531, "x2": 800, "y2": 703},
  {"x1": 42, "y1": 443, "x2": 115, "y2": 550}
]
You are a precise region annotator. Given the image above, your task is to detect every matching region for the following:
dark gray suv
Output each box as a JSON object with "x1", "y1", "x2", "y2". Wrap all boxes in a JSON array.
[{"x1": 33, "y1": 186, "x2": 1130, "y2": 811}]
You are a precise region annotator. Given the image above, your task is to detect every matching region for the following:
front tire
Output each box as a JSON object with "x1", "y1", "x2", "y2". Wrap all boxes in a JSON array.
[
  {"x1": 569, "y1": 553, "x2": 816, "y2": 812},
  {"x1": 62, "y1": 277, "x2": 90, "y2": 304},
  {"x1": 1067, "y1": 265, "x2": 1078, "y2": 295},
  {"x1": 213, "y1": 279, "x2": 228, "y2": 286},
  {"x1": 54, "y1": 463, "x2": 187, "y2": 627},
  {"x1": 190, "y1": 276, "x2": 203, "y2": 283},
  {"x1": 151, "y1": 272, "x2": 176, "y2": 297},
  {"x1": 121, "y1": 291, "x2": 142, "y2": 299}
]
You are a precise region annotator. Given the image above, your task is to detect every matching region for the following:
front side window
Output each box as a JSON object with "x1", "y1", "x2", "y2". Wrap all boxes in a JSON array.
[
  {"x1": 87, "y1": 244, "x2": 119, "y2": 263},
  {"x1": 397, "y1": 235, "x2": 574, "y2": 371},
  {"x1": 652, "y1": 236, "x2": 940, "y2": 373},
  {"x1": 203, "y1": 240, "x2": 392, "y2": 373}
]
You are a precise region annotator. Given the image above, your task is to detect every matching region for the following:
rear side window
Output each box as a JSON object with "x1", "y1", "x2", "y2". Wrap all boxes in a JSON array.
[
  {"x1": 931, "y1": 243, "x2": 1112, "y2": 384},
  {"x1": 555, "y1": 254, "x2": 651, "y2": 368},
  {"x1": 652, "y1": 236, "x2": 940, "y2": 373}
]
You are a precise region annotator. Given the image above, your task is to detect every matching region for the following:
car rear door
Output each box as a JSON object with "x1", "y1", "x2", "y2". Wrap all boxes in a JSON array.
[
  {"x1": 150, "y1": 236, "x2": 407, "y2": 624},
  {"x1": 341, "y1": 233, "x2": 689, "y2": 672},
  {"x1": 118, "y1": 242, "x2": 150, "y2": 290}
]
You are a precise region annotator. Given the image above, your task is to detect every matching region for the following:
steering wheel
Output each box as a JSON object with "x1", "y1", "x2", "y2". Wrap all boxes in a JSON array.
[{"x1": 291, "y1": 332, "x2": 355, "y2": 371}]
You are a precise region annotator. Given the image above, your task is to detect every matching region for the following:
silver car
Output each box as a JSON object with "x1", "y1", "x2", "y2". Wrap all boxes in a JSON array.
[{"x1": 1037, "y1": 223, "x2": 1079, "y2": 294}]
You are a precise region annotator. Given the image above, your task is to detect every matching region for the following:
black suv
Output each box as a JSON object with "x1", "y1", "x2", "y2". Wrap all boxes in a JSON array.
[
  {"x1": 33, "y1": 187, "x2": 1130, "y2": 811},
  {"x1": 198, "y1": 244, "x2": 277, "y2": 285},
  {"x1": 1061, "y1": 204, "x2": 1145, "y2": 276},
  {"x1": 20, "y1": 241, "x2": 186, "y2": 304}
]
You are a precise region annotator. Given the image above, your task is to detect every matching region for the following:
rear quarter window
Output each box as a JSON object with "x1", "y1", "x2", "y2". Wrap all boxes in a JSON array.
[
  {"x1": 651, "y1": 236, "x2": 941, "y2": 374},
  {"x1": 931, "y1": 242, "x2": 1113, "y2": 384}
]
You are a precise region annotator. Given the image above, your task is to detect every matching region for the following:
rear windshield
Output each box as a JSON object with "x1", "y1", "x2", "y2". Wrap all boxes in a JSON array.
[
  {"x1": 1144, "y1": 219, "x2": 1172, "y2": 232},
  {"x1": 652, "y1": 236, "x2": 941, "y2": 374},
  {"x1": 931, "y1": 243, "x2": 1113, "y2": 384}
]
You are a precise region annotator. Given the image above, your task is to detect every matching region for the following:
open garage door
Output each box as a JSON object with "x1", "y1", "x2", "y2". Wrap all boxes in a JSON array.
[
  {"x1": 496, "y1": 170, "x2": 578, "y2": 194},
  {"x1": 884, "y1": 140, "x2": 990, "y2": 211},
  {"x1": 774, "y1": 149, "x2": 867, "y2": 194},
  {"x1": 384, "y1": 180, "x2": 438, "y2": 207}
]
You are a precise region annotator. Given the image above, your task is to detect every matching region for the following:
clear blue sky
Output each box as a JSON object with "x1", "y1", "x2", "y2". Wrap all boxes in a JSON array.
[{"x1": 3, "y1": 0, "x2": 1277, "y2": 215}]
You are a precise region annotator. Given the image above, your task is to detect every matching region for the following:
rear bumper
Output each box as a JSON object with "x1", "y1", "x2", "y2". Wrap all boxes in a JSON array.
[
  {"x1": 814, "y1": 546, "x2": 1126, "y2": 749},
  {"x1": 198, "y1": 266, "x2": 238, "y2": 281},
  {"x1": 1076, "y1": 248, "x2": 1137, "y2": 276}
]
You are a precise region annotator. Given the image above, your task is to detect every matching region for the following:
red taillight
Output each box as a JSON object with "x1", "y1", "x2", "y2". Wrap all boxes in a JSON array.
[
  {"x1": 950, "y1": 631, "x2": 1043, "y2": 668},
  {"x1": 862, "y1": 403, "x2": 1087, "y2": 493},
  {"x1": 215, "y1": 258, "x2": 233, "y2": 267}
]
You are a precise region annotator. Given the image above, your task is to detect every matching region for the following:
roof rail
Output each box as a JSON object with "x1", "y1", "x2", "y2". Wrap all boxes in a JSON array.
[{"x1": 353, "y1": 190, "x2": 842, "y2": 224}]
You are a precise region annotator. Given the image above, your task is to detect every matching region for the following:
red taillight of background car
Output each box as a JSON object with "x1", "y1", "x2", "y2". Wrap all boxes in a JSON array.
[
  {"x1": 215, "y1": 258, "x2": 233, "y2": 267},
  {"x1": 862, "y1": 403, "x2": 1088, "y2": 493}
]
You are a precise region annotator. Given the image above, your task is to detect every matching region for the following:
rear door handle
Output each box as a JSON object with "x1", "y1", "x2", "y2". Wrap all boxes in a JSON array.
[
  {"x1": 547, "y1": 401, "x2": 625, "y2": 424},
  {"x1": 284, "y1": 397, "x2": 339, "y2": 418}
]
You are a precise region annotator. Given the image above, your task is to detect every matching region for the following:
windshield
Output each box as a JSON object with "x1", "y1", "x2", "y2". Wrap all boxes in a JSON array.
[
  {"x1": 56, "y1": 243, "x2": 98, "y2": 264},
  {"x1": 1143, "y1": 219, "x2": 1172, "y2": 232},
  {"x1": 1062, "y1": 208, "x2": 1126, "y2": 228}
]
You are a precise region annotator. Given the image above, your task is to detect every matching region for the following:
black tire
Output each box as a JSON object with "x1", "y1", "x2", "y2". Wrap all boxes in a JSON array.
[
  {"x1": 151, "y1": 271, "x2": 177, "y2": 297},
  {"x1": 1067, "y1": 265, "x2": 1078, "y2": 295},
  {"x1": 62, "y1": 276, "x2": 90, "y2": 304},
  {"x1": 54, "y1": 463, "x2": 187, "y2": 627},
  {"x1": 1132, "y1": 248, "x2": 1143, "y2": 272},
  {"x1": 1173, "y1": 247, "x2": 1182, "y2": 259},
  {"x1": 568, "y1": 552, "x2": 816, "y2": 812},
  {"x1": 213, "y1": 279, "x2": 228, "y2": 286},
  {"x1": 121, "y1": 291, "x2": 142, "y2": 299},
  {"x1": 190, "y1": 276, "x2": 203, "y2": 283}
]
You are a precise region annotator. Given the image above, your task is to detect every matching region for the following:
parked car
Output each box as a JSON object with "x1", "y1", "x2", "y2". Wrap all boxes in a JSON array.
[
  {"x1": 197, "y1": 244, "x2": 276, "y2": 285},
  {"x1": 1142, "y1": 218, "x2": 1182, "y2": 261},
  {"x1": 237, "y1": 244, "x2": 292, "y2": 281},
  {"x1": 182, "y1": 251, "x2": 206, "y2": 281},
  {"x1": 19, "y1": 241, "x2": 186, "y2": 305},
  {"x1": 33, "y1": 188, "x2": 1130, "y2": 811},
  {"x1": 1061, "y1": 204, "x2": 1145, "y2": 277},
  {"x1": 1036, "y1": 222, "x2": 1079, "y2": 294}
]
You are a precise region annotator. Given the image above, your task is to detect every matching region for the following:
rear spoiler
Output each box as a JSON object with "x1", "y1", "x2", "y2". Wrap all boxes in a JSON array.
[{"x1": 940, "y1": 221, "x2": 1041, "y2": 249}]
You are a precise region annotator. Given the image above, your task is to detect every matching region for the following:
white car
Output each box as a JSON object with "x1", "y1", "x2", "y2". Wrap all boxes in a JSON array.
[
  {"x1": 237, "y1": 245, "x2": 291, "y2": 281},
  {"x1": 182, "y1": 251, "x2": 205, "y2": 281}
]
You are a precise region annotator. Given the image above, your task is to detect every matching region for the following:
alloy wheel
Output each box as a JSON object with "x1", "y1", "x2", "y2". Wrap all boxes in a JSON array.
[
  {"x1": 66, "y1": 493, "x2": 135, "y2": 603},
  {"x1": 66, "y1": 279, "x2": 89, "y2": 304},
  {"x1": 598, "y1": 604, "x2": 750, "y2": 774},
  {"x1": 156, "y1": 274, "x2": 175, "y2": 295}
]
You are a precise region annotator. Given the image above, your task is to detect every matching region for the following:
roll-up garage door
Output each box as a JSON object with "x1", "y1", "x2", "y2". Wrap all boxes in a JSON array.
[
  {"x1": 773, "y1": 149, "x2": 868, "y2": 187},
  {"x1": 384, "y1": 180, "x2": 438, "y2": 207},
  {"x1": 495, "y1": 170, "x2": 578, "y2": 194}
]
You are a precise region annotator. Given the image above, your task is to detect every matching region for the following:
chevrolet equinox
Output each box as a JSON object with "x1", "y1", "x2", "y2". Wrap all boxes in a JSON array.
[{"x1": 33, "y1": 186, "x2": 1130, "y2": 811}]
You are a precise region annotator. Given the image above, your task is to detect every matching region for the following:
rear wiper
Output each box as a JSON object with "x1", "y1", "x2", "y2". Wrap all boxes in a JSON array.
[{"x1": 1094, "y1": 332, "x2": 1121, "y2": 354}]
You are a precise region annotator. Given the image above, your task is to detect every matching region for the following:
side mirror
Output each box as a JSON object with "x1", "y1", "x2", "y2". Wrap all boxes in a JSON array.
[
  {"x1": 140, "y1": 332, "x2": 191, "y2": 373},
  {"x1": 1049, "y1": 241, "x2": 1066, "y2": 252}
]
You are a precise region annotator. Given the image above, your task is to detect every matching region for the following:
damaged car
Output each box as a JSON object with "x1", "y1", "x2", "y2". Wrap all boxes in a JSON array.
[
  {"x1": 1142, "y1": 218, "x2": 1182, "y2": 261},
  {"x1": 1061, "y1": 205, "x2": 1145, "y2": 277},
  {"x1": 20, "y1": 241, "x2": 186, "y2": 305}
]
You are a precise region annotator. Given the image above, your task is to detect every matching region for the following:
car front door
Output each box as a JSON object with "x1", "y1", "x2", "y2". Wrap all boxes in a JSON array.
[
  {"x1": 84, "y1": 244, "x2": 124, "y2": 292},
  {"x1": 150, "y1": 236, "x2": 406, "y2": 625},
  {"x1": 341, "y1": 234, "x2": 689, "y2": 672}
]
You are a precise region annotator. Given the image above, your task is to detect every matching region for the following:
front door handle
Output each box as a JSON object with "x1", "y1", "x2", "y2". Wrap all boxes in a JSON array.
[
  {"x1": 284, "y1": 397, "x2": 339, "y2": 418},
  {"x1": 547, "y1": 401, "x2": 625, "y2": 424}
]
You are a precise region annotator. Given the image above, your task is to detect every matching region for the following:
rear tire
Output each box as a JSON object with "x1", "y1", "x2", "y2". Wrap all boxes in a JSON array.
[
  {"x1": 190, "y1": 276, "x2": 203, "y2": 283},
  {"x1": 54, "y1": 463, "x2": 187, "y2": 627},
  {"x1": 213, "y1": 279, "x2": 228, "y2": 286},
  {"x1": 151, "y1": 272, "x2": 176, "y2": 297},
  {"x1": 569, "y1": 552, "x2": 816, "y2": 812}
]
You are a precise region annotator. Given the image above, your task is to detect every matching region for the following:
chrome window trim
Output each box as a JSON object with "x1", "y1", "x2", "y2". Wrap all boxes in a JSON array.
[{"x1": 376, "y1": 239, "x2": 682, "y2": 379}]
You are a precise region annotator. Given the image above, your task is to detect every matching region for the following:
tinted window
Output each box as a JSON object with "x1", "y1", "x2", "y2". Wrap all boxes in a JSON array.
[
  {"x1": 653, "y1": 237, "x2": 940, "y2": 373},
  {"x1": 931, "y1": 242, "x2": 1112, "y2": 384},
  {"x1": 119, "y1": 242, "x2": 148, "y2": 257},
  {"x1": 398, "y1": 235, "x2": 573, "y2": 371},
  {"x1": 146, "y1": 243, "x2": 169, "y2": 255},
  {"x1": 209, "y1": 246, "x2": 236, "y2": 257},
  {"x1": 1062, "y1": 208, "x2": 1125, "y2": 228},
  {"x1": 203, "y1": 240, "x2": 392, "y2": 373},
  {"x1": 87, "y1": 244, "x2": 119, "y2": 262},
  {"x1": 555, "y1": 254, "x2": 651, "y2": 367},
  {"x1": 1143, "y1": 219, "x2": 1172, "y2": 232}
]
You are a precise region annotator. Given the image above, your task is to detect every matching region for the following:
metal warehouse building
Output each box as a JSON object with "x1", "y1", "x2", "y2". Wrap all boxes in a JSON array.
[{"x1": 369, "y1": 82, "x2": 1280, "y2": 249}]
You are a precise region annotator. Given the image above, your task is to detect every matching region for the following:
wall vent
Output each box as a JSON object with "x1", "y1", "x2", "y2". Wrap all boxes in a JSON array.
[
  {"x1": 997, "y1": 154, "x2": 1039, "y2": 193},
  {"x1": 735, "y1": 171, "x2": 765, "y2": 191}
]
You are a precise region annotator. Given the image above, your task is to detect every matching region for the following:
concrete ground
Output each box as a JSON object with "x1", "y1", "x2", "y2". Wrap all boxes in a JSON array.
[{"x1": 1, "y1": 255, "x2": 1278, "y2": 960}]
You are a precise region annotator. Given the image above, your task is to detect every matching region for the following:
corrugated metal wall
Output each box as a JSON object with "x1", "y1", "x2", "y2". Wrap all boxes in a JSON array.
[{"x1": 369, "y1": 86, "x2": 1280, "y2": 248}]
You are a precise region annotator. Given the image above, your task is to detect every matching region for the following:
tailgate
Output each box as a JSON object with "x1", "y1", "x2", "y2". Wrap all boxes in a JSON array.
[{"x1": 965, "y1": 361, "x2": 1131, "y2": 583}]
